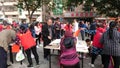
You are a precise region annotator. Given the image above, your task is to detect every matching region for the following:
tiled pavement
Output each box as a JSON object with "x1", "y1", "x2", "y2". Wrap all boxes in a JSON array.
[
  {"x1": 8, "y1": 34, "x2": 102, "y2": 68},
  {"x1": 8, "y1": 44, "x2": 102, "y2": 68}
]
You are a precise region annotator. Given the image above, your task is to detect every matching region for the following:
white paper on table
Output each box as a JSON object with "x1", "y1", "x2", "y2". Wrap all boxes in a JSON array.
[
  {"x1": 76, "y1": 40, "x2": 88, "y2": 53},
  {"x1": 76, "y1": 41, "x2": 87, "y2": 47},
  {"x1": 49, "y1": 39, "x2": 61, "y2": 45}
]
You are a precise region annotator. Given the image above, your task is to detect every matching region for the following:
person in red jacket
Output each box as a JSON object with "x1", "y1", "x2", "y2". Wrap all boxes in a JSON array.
[
  {"x1": 64, "y1": 21, "x2": 73, "y2": 32},
  {"x1": 17, "y1": 25, "x2": 39, "y2": 67},
  {"x1": 0, "y1": 24, "x2": 3, "y2": 32},
  {"x1": 89, "y1": 23, "x2": 106, "y2": 67}
]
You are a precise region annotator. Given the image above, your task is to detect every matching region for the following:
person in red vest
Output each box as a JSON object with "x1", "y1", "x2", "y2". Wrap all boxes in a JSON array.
[
  {"x1": 64, "y1": 21, "x2": 73, "y2": 32},
  {"x1": 5, "y1": 25, "x2": 12, "y2": 29},
  {"x1": 17, "y1": 25, "x2": 39, "y2": 67},
  {"x1": 12, "y1": 21, "x2": 18, "y2": 28},
  {"x1": 89, "y1": 23, "x2": 106, "y2": 67}
]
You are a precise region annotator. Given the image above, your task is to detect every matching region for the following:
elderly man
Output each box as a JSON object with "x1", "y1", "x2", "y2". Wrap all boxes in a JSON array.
[
  {"x1": 0, "y1": 29, "x2": 16, "y2": 68},
  {"x1": 42, "y1": 18, "x2": 53, "y2": 60}
]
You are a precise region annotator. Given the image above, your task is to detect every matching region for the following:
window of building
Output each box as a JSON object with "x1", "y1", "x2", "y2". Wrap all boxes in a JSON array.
[
  {"x1": 4, "y1": 6, "x2": 17, "y2": 12},
  {"x1": 12, "y1": 15, "x2": 16, "y2": 17},
  {"x1": 4, "y1": 0, "x2": 16, "y2": 2},
  {"x1": 0, "y1": 7, "x2": 2, "y2": 10},
  {"x1": 5, "y1": 15, "x2": 8, "y2": 18}
]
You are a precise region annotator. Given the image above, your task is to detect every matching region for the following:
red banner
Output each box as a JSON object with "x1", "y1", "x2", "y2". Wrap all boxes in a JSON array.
[{"x1": 64, "y1": 12, "x2": 96, "y2": 17}]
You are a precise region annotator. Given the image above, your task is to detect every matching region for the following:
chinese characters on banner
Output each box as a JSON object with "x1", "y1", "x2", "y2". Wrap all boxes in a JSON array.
[{"x1": 64, "y1": 12, "x2": 95, "y2": 18}]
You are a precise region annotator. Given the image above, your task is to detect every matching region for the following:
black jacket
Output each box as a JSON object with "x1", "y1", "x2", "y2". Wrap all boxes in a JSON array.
[{"x1": 42, "y1": 23, "x2": 54, "y2": 46}]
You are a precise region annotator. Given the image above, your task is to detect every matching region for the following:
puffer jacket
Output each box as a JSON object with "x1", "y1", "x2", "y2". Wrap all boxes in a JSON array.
[{"x1": 92, "y1": 27, "x2": 106, "y2": 48}]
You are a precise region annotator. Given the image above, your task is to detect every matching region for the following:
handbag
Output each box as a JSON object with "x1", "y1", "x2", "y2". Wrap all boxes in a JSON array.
[{"x1": 16, "y1": 47, "x2": 25, "y2": 61}]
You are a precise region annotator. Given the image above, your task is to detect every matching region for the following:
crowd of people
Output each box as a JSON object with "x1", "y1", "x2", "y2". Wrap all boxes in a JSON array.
[{"x1": 0, "y1": 17, "x2": 120, "y2": 68}]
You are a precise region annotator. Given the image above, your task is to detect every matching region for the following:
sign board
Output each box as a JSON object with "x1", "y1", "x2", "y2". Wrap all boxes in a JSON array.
[{"x1": 64, "y1": 12, "x2": 96, "y2": 18}]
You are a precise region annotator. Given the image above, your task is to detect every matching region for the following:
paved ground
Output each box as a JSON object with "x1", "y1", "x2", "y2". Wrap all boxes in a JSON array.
[
  {"x1": 8, "y1": 35, "x2": 102, "y2": 68},
  {"x1": 8, "y1": 44, "x2": 102, "y2": 68}
]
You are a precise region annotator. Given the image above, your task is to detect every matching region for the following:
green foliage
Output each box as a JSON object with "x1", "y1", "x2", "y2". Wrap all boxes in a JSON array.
[
  {"x1": 17, "y1": 0, "x2": 42, "y2": 11},
  {"x1": 63, "y1": 0, "x2": 83, "y2": 11},
  {"x1": 93, "y1": 0, "x2": 120, "y2": 17},
  {"x1": 16, "y1": 0, "x2": 52, "y2": 22},
  {"x1": 65, "y1": 0, "x2": 120, "y2": 17},
  {"x1": 66, "y1": 0, "x2": 83, "y2": 6},
  {"x1": 82, "y1": 0, "x2": 93, "y2": 11},
  {"x1": 65, "y1": 0, "x2": 93, "y2": 11},
  {"x1": 52, "y1": 0, "x2": 63, "y2": 15},
  {"x1": 17, "y1": 0, "x2": 54, "y2": 13},
  {"x1": 42, "y1": 0, "x2": 51, "y2": 5}
]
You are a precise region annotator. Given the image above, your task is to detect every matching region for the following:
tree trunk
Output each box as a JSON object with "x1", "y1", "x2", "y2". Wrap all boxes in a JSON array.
[
  {"x1": 28, "y1": 10, "x2": 32, "y2": 23},
  {"x1": 29, "y1": 16, "x2": 32, "y2": 23}
]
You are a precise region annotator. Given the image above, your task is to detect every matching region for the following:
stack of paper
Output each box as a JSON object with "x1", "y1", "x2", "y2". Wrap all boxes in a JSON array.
[{"x1": 49, "y1": 39, "x2": 61, "y2": 45}]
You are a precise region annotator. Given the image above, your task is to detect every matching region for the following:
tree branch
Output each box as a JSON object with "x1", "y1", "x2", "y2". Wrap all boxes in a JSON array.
[
  {"x1": 24, "y1": 0, "x2": 30, "y2": 12},
  {"x1": 30, "y1": 0, "x2": 41, "y2": 21}
]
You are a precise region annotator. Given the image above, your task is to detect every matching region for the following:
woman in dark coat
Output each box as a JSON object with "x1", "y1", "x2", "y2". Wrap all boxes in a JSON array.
[{"x1": 100, "y1": 21, "x2": 120, "y2": 68}]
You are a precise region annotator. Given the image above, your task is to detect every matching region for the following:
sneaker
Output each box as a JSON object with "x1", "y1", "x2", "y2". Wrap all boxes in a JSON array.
[
  {"x1": 27, "y1": 64, "x2": 33, "y2": 67},
  {"x1": 89, "y1": 63, "x2": 95, "y2": 67}
]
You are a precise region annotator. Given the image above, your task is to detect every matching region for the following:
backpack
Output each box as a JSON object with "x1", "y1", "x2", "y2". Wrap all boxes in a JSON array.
[{"x1": 63, "y1": 37, "x2": 74, "y2": 49}]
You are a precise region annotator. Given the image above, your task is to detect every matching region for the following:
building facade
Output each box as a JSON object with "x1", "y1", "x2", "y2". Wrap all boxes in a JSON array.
[{"x1": 0, "y1": 0, "x2": 42, "y2": 23}]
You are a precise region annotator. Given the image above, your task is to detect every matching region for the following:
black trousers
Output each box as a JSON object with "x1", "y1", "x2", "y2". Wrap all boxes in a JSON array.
[
  {"x1": 61, "y1": 29, "x2": 65, "y2": 36},
  {"x1": 35, "y1": 33, "x2": 41, "y2": 45},
  {"x1": 80, "y1": 30, "x2": 85, "y2": 40},
  {"x1": 62, "y1": 62, "x2": 80, "y2": 68},
  {"x1": 43, "y1": 40, "x2": 50, "y2": 58},
  {"x1": 0, "y1": 47, "x2": 7, "y2": 68},
  {"x1": 91, "y1": 34, "x2": 94, "y2": 41},
  {"x1": 55, "y1": 30, "x2": 61, "y2": 39},
  {"x1": 9, "y1": 45, "x2": 13, "y2": 63},
  {"x1": 25, "y1": 46, "x2": 39, "y2": 65},
  {"x1": 102, "y1": 54, "x2": 120, "y2": 68},
  {"x1": 91, "y1": 53, "x2": 104, "y2": 64}
]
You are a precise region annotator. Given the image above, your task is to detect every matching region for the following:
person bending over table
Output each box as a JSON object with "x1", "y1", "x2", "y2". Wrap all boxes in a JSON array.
[{"x1": 0, "y1": 29, "x2": 16, "y2": 68}]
